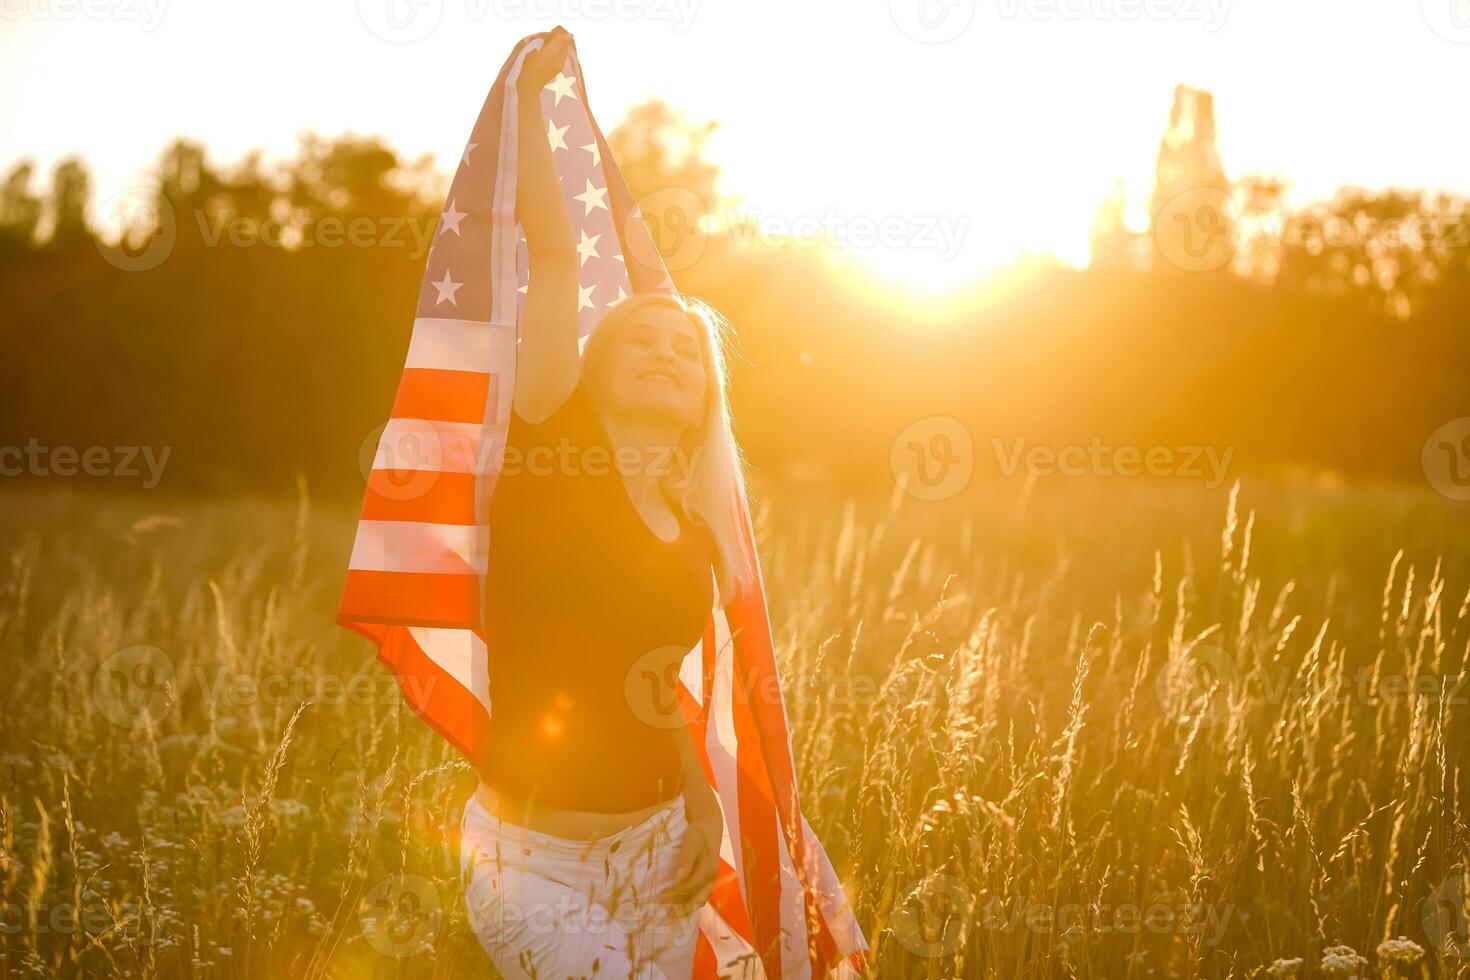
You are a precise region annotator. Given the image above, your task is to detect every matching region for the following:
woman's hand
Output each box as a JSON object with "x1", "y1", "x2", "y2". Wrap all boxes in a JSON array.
[
  {"x1": 666, "y1": 798, "x2": 723, "y2": 918},
  {"x1": 519, "y1": 26, "x2": 574, "y2": 94}
]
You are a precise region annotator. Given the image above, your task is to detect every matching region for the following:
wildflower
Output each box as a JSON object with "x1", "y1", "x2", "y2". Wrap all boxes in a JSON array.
[
  {"x1": 1320, "y1": 945, "x2": 1368, "y2": 976},
  {"x1": 1376, "y1": 937, "x2": 1425, "y2": 966},
  {"x1": 1265, "y1": 957, "x2": 1303, "y2": 977}
]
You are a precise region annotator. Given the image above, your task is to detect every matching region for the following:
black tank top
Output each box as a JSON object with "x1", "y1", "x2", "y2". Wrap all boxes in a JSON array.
[{"x1": 480, "y1": 380, "x2": 715, "y2": 813}]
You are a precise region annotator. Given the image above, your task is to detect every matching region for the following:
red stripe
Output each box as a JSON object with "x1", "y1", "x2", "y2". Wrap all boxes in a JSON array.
[
  {"x1": 692, "y1": 933, "x2": 717, "y2": 979},
  {"x1": 391, "y1": 368, "x2": 490, "y2": 424},
  {"x1": 731, "y1": 652, "x2": 784, "y2": 978},
  {"x1": 339, "y1": 568, "x2": 481, "y2": 630},
  {"x1": 374, "y1": 624, "x2": 489, "y2": 763},
  {"x1": 362, "y1": 470, "x2": 479, "y2": 524},
  {"x1": 727, "y1": 498, "x2": 842, "y2": 972}
]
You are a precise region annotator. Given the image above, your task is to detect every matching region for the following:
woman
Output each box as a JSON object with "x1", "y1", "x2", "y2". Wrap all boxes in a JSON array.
[{"x1": 458, "y1": 27, "x2": 752, "y2": 979}]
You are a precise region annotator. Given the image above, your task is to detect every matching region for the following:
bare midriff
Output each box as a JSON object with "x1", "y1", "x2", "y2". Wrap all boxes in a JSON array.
[{"x1": 474, "y1": 780, "x2": 676, "y2": 842}]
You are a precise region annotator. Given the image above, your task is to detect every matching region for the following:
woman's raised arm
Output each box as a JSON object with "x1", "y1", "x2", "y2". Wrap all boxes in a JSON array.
[{"x1": 512, "y1": 27, "x2": 581, "y2": 422}]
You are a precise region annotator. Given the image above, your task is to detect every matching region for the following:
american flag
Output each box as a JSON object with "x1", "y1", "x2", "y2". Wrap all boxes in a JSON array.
[{"x1": 337, "y1": 30, "x2": 868, "y2": 978}]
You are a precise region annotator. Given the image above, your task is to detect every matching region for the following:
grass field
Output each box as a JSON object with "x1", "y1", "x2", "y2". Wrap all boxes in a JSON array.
[{"x1": 0, "y1": 477, "x2": 1467, "y2": 979}]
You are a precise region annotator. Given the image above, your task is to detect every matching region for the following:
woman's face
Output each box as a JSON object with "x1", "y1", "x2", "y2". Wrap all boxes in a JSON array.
[{"x1": 591, "y1": 305, "x2": 708, "y2": 432}]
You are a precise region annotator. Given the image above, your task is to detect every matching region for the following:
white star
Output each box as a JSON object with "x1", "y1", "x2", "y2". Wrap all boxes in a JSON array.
[
  {"x1": 545, "y1": 72, "x2": 578, "y2": 106},
  {"x1": 576, "y1": 230, "x2": 601, "y2": 266},
  {"x1": 431, "y1": 269, "x2": 463, "y2": 306},
  {"x1": 572, "y1": 179, "x2": 609, "y2": 216},
  {"x1": 577, "y1": 282, "x2": 597, "y2": 311},
  {"x1": 518, "y1": 282, "x2": 527, "y2": 294},
  {"x1": 582, "y1": 141, "x2": 601, "y2": 168},
  {"x1": 609, "y1": 287, "x2": 629, "y2": 306},
  {"x1": 439, "y1": 199, "x2": 467, "y2": 237},
  {"x1": 547, "y1": 120, "x2": 569, "y2": 151},
  {"x1": 461, "y1": 142, "x2": 478, "y2": 167},
  {"x1": 613, "y1": 252, "x2": 626, "y2": 264}
]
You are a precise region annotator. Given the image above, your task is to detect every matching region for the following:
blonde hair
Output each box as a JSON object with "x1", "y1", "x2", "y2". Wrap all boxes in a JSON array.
[{"x1": 580, "y1": 292, "x2": 755, "y2": 599}]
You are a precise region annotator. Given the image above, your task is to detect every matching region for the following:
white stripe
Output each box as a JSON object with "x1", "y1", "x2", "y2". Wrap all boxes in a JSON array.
[
  {"x1": 407, "y1": 626, "x2": 492, "y2": 714},
  {"x1": 404, "y1": 317, "x2": 514, "y2": 373},
  {"x1": 492, "y1": 39, "x2": 539, "y2": 328},
  {"x1": 705, "y1": 610, "x2": 747, "y2": 897},
  {"x1": 375, "y1": 418, "x2": 483, "y2": 474},
  {"x1": 773, "y1": 806, "x2": 813, "y2": 980},
  {"x1": 348, "y1": 520, "x2": 488, "y2": 574},
  {"x1": 677, "y1": 571, "x2": 725, "y2": 706},
  {"x1": 801, "y1": 815, "x2": 866, "y2": 955},
  {"x1": 696, "y1": 906, "x2": 763, "y2": 979}
]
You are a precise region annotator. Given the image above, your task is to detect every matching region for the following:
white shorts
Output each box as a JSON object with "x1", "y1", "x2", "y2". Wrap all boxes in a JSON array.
[{"x1": 460, "y1": 791, "x2": 702, "y2": 979}]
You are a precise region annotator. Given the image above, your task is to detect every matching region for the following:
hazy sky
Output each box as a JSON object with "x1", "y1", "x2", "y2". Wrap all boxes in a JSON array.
[{"x1": 2, "y1": 0, "x2": 1466, "y2": 287}]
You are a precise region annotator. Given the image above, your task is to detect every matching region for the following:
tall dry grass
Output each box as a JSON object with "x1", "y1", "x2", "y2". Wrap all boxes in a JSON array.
[{"x1": 0, "y1": 479, "x2": 1466, "y2": 979}]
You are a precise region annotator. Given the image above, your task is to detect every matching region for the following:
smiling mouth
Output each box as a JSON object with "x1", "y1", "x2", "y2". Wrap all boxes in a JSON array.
[{"x1": 638, "y1": 369, "x2": 681, "y2": 388}]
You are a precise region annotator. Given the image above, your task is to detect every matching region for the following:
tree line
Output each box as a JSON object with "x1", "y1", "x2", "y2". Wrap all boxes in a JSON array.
[{"x1": 1, "y1": 90, "x2": 1467, "y2": 499}]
